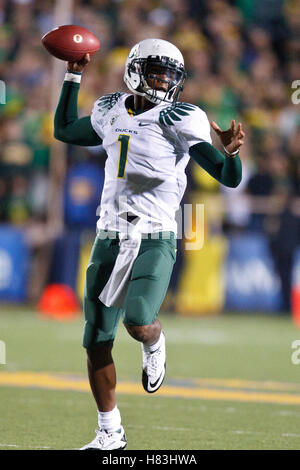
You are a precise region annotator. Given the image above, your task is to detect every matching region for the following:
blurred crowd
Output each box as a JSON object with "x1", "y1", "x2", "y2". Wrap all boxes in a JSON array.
[{"x1": 0, "y1": 0, "x2": 299, "y2": 308}]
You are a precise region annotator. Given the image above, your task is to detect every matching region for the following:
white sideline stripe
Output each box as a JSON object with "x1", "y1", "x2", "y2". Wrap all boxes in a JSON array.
[
  {"x1": 153, "y1": 426, "x2": 189, "y2": 432},
  {"x1": 127, "y1": 425, "x2": 300, "y2": 440},
  {"x1": 230, "y1": 430, "x2": 300, "y2": 439},
  {"x1": 0, "y1": 444, "x2": 19, "y2": 447},
  {"x1": 273, "y1": 410, "x2": 300, "y2": 417},
  {"x1": 230, "y1": 430, "x2": 263, "y2": 435},
  {"x1": 0, "y1": 443, "x2": 51, "y2": 449}
]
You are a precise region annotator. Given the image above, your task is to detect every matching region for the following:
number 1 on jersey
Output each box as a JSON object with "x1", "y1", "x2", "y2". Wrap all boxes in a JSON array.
[{"x1": 117, "y1": 134, "x2": 130, "y2": 178}]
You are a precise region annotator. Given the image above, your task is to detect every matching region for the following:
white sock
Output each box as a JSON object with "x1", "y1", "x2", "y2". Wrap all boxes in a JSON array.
[
  {"x1": 143, "y1": 331, "x2": 163, "y2": 353},
  {"x1": 98, "y1": 405, "x2": 121, "y2": 433}
]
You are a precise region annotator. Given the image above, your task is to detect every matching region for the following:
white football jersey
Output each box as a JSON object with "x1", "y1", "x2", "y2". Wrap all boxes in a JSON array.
[{"x1": 91, "y1": 92, "x2": 212, "y2": 235}]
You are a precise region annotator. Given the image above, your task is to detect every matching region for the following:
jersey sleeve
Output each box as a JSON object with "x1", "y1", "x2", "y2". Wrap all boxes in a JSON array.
[
  {"x1": 90, "y1": 92, "x2": 124, "y2": 140},
  {"x1": 90, "y1": 97, "x2": 106, "y2": 140},
  {"x1": 162, "y1": 103, "x2": 212, "y2": 147}
]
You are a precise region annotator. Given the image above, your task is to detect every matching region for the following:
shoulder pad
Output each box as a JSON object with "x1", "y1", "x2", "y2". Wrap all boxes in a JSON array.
[
  {"x1": 96, "y1": 92, "x2": 125, "y2": 116},
  {"x1": 159, "y1": 102, "x2": 198, "y2": 126}
]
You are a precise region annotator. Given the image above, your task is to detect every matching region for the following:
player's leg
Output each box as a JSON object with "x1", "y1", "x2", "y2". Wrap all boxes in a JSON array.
[
  {"x1": 81, "y1": 232, "x2": 126, "y2": 450},
  {"x1": 86, "y1": 340, "x2": 115, "y2": 411},
  {"x1": 125, "y1": 319, "x2": 167, "y2": 394},
  {"x1": 125, "y1": 318, "x2": 162, "y2": 345},
  {"x1": 123, "y1": 232, "x2": 176, "y2": 393}
]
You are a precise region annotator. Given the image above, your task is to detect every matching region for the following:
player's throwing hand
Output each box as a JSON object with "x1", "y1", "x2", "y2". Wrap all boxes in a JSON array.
[
  {"x1": 67, "y1": 53, "x2": 90, "y2": 73},
  {"x1": 210, "y1": 119, "x2": 245, "y2": 155}
]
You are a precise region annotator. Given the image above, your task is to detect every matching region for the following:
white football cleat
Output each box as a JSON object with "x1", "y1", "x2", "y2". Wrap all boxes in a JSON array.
[
  {"x1": 142, "y1": 332, "x2": 166, "y2": 393},
  {"x1": 80, "y1": 426, "x2": 127, "y2": 450}
]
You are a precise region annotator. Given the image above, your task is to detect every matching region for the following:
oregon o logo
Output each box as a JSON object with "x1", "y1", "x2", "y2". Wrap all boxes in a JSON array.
[{"x1": 73, "y1": 34, "x2": 83, "y2": 43}]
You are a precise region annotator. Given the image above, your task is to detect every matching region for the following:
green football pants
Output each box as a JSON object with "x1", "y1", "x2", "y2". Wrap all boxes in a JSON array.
[{"x1": 83, "y1": 230, "x2": 176, "y2": 350}]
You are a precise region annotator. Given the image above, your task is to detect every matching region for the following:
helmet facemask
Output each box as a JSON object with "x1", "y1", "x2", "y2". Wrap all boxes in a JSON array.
[{"x1": 127, "y1": 56, "x2": 186, "y2": 105}]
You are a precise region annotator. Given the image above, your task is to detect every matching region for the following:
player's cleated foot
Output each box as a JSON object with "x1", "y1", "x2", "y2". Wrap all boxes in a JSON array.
[
  {"x1": 80, "y1": 426, "x2": 127, "y2": 450},
  {"x1": 142, "y1": 332, "x2": 166, "y2": 393}
]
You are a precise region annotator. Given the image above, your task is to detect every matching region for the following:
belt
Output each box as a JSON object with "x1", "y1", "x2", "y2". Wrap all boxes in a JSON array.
[{"x1": 98, "y1": 229, "x2": 175, "y2": 240}]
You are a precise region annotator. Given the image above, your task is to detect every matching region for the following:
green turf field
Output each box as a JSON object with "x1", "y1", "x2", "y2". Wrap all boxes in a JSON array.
[{"x1": 0, "y1": 308, "x2": 300, "y2": 450}]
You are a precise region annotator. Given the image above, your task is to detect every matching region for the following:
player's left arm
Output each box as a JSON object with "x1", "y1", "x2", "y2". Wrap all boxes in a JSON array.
[{"x1": 189, "y1": 119, "x2": 244, "y2": 188}]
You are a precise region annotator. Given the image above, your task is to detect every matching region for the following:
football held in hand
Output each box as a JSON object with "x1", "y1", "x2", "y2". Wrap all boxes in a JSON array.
[{"x1": 41, "y1": 24, "x2": 100, "y2": 62}]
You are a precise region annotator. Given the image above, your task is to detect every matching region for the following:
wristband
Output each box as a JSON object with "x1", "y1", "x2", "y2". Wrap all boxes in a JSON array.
[
  {"x1": 223, "y1": 146, "x2": 239, "y2": 157},
  {"x1": 64, "y1": 71, "x2": 82, "y2": 83}
]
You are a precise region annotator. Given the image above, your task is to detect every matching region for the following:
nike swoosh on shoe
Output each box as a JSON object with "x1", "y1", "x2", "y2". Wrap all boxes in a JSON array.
[
  {"x1": 142, "y1": 364, "x2": 166, "y2": 393},
  {"x1": 149, "y1": 371, "x2": 164, "y2": 388}
]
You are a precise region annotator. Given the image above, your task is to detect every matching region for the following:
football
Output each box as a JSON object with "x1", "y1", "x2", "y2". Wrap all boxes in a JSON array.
[{"x1": 41, "y1": 25, "x2": 100, "y2": 62}]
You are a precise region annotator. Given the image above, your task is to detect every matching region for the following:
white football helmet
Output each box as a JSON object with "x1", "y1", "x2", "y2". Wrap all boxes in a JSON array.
[{"x1": 124, "y1": 38, "x2": 186, "y2": 105}]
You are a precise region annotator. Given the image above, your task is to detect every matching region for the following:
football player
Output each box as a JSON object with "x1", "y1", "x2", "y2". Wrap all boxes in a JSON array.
[{"x1": 54, "y1": 38, "x2": 244, "y2": 450}]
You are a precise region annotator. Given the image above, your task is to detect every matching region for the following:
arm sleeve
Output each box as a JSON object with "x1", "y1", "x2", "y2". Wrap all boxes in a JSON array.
[
  {"x1": 189, "y1": 141, "x2": 242, "y2": 188},
  {"x1": 54, "y1": 81, "x2": 102, "y2": 146}
]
